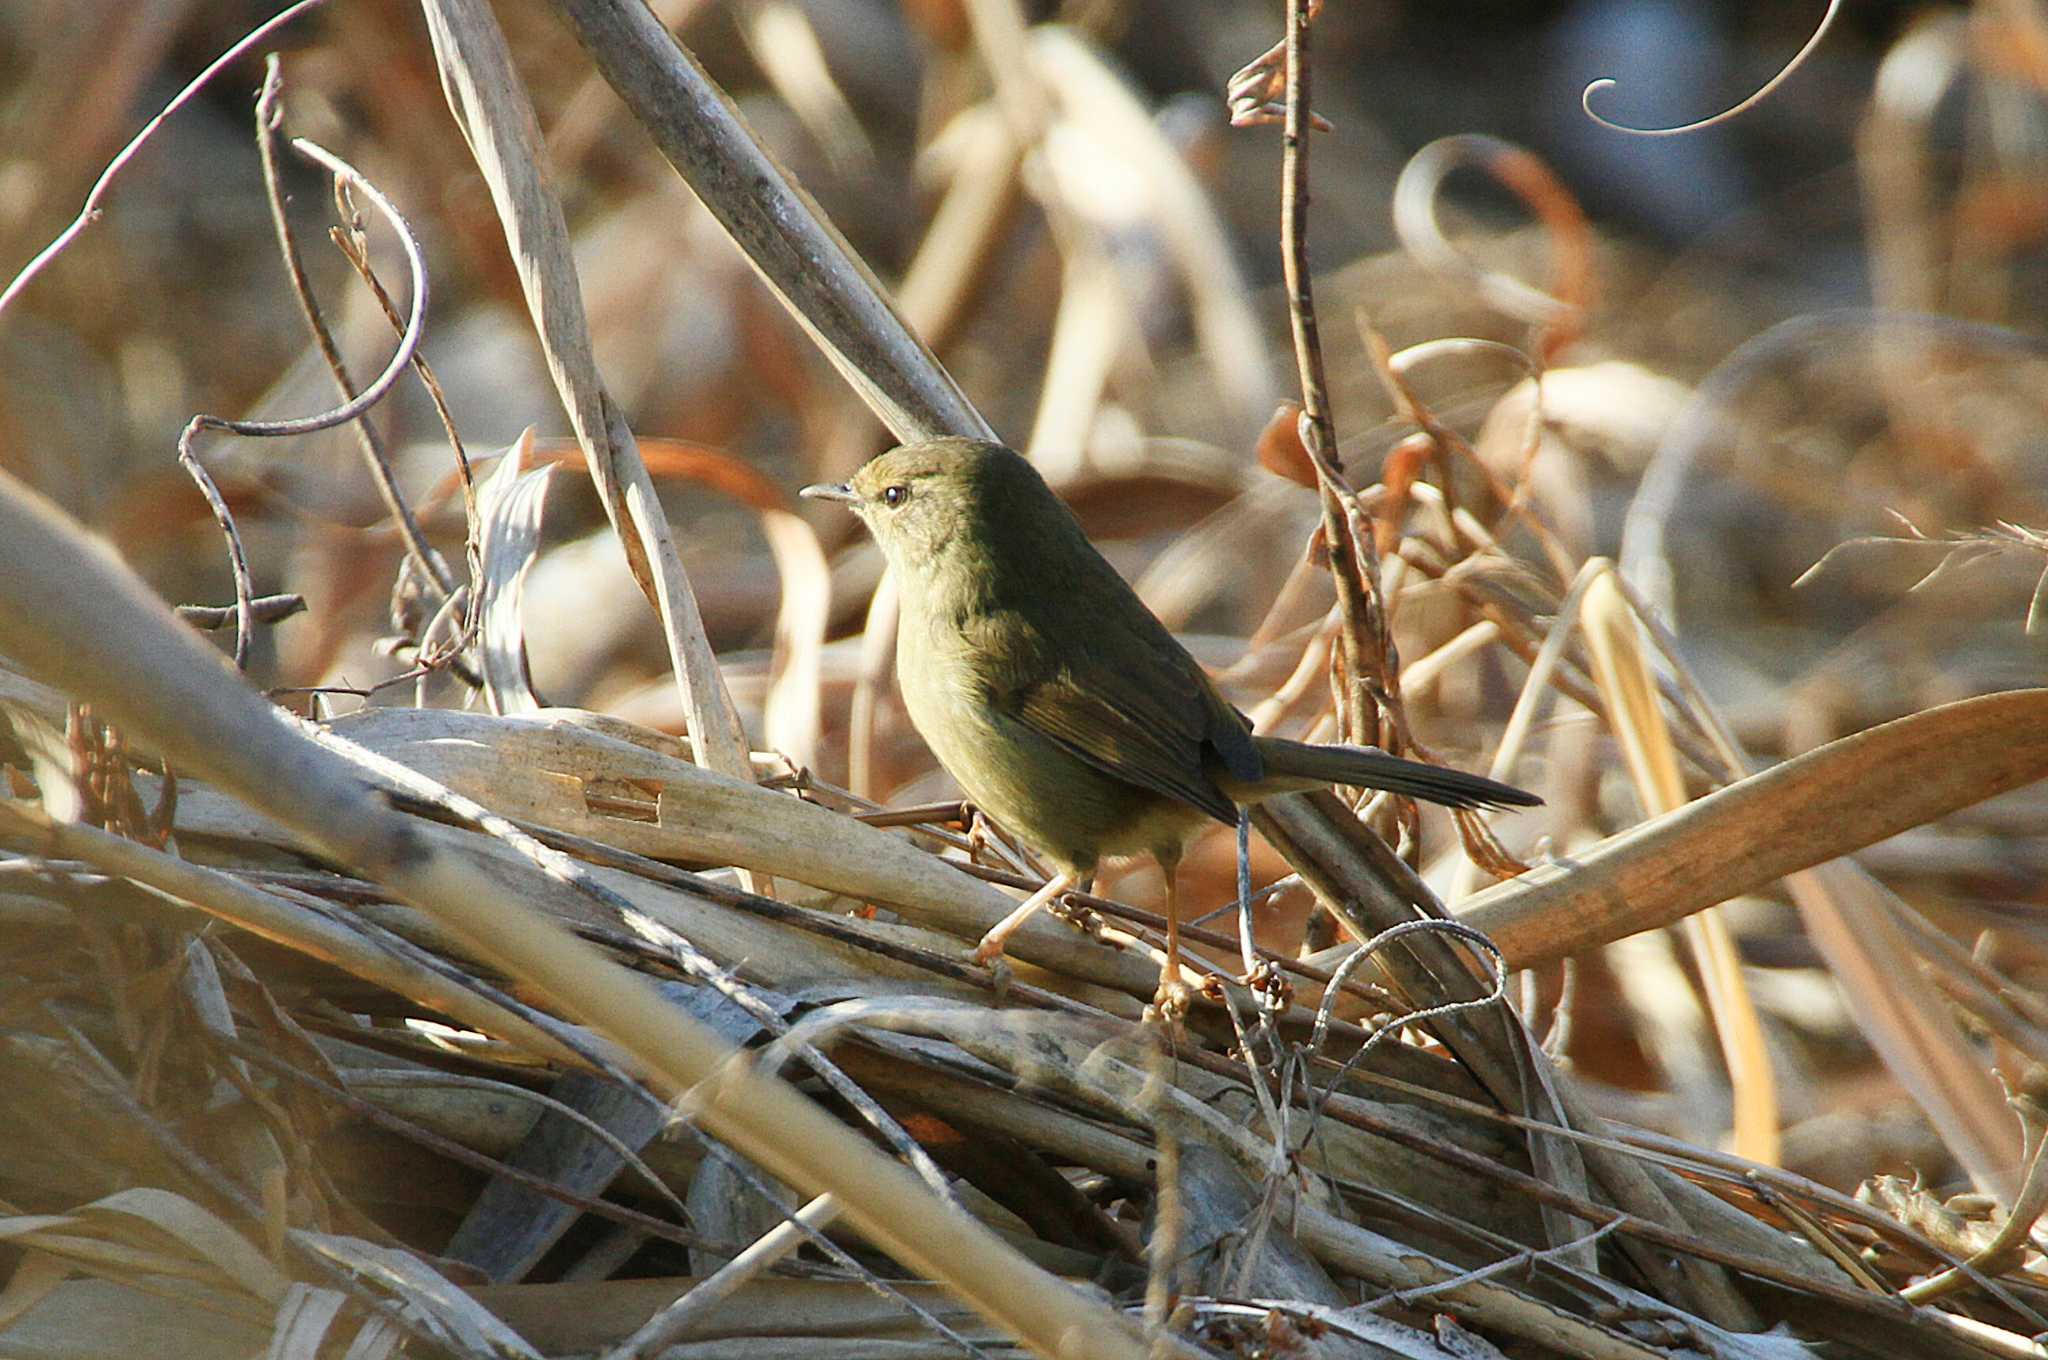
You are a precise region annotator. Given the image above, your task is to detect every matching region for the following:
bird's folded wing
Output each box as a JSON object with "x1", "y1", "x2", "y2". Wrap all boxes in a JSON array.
[{"x1": 974, "y1": 612, "x2": 1252, "y2": 826}]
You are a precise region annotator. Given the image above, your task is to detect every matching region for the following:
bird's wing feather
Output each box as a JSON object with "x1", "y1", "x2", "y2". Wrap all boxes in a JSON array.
[{"x1": 966, "y1": 608, "x2": 1252, "y2": 826}]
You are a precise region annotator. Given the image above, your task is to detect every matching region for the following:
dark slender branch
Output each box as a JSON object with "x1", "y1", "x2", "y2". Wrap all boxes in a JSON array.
[
  {"x1": 173, "y1": 136, "x2": 429, "y2": 671},
  {"x1": 191, "y1": 138, "x2": 428, "y2": 443},
  {"x1": 0, "y1": 0, "x2": 332, "y2": 319},
  {"x1": 174, "y1": 433, "x2": 257, "y2": 669},
  {"x1": 1279, "y1": 0, "x2": 1389, "y2": 751},
  {"x1": 254, "y1": 58, "x2": 456, "y2": 600}
]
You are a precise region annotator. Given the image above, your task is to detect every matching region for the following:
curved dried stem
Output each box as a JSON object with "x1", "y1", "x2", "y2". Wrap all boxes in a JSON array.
[
  {"x1": 0, "y1": 0, "x2": 332, "y2": 320},
  {"x1": 1582, "y1": 0, "x2": 1843, "y2": 137}
]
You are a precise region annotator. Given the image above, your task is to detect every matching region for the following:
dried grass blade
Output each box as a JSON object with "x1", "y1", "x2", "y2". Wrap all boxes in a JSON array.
[
  {"x1": 898, "y1": 106, "x2": 1022, "y2": 355},
  {"x1": 476, "y1": 431, "x2": 553, "y2": 717},
  {"x1": 604, "y1": 1193, "x2": 842, "y2": 1360},
  {"x1": 733, "y1": 1, "x2": 876, "y2": 178},
  {"x1": 548, "y1": 0, "x2": 992, "y2": 445},
  {"x1": 0, "y1": 801, "x2": 588, "y2": 1066},
  {"x1": 1028, "y1": 26, "x2": 1280, "y2": 432},
  {"x1": 1790, "y1": 861, "x2": 2019, "y2": 1201},
  {"x1": 78, "y1": 1187, "x2": 290, "y2": 1303},
  {"x1": 474, "y1": 1276, "x2": 985, "y2": 1352},
  {"x1": 1025, "y1": 252, "x2": 1126, "y2": 463},
  {"x1": 416, "y1": 0, "x2": 754, "y2": 796},
  {"x1": 1581, "y1": 569, "x2": 1780, "y2": 1166},
  {"x1": 1460, "y1": 688, "x2": 2048, "y2": 968},
  {"x1": 0, "y1": 692, "x2": 82, "y2": 822},
  {"x1": 0, "y1": 1251, "x2": 69, "y2": 1333},
  {"x1": 0, "y1": 1278, "x2": 273, "y2": 1359},
  {"x1": 847, "y1": 574, "x2": 898, "y2": 798},
  {"x1": 266, "y1": 1283, "x2": 351, "y2": 1360},
  {"x1": 290, "y1": 1231, "x2": 542, "y2": 1358}
]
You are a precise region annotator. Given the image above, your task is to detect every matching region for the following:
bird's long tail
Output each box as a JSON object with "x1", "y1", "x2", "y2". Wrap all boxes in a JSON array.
[{"x1": 1249, "y1": 737, "x2": 1540, "y2": 810}]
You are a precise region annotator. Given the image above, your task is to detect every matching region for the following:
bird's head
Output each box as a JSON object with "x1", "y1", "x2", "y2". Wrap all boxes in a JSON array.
[{"x1": 801, "y1": 438, "x2": 1039, "y2": 582}]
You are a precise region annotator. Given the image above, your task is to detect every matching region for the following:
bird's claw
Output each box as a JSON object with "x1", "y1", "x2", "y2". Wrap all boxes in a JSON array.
[{"x1": 1150, "y1": 977, "x2": 1192, "y2": 1025}]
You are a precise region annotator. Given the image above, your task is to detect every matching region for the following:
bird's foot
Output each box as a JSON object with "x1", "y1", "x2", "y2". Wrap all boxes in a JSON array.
[
  {"x1": 1149, "y1": 973, "x2": 1192, "y2": 1026},
  {"x1": 964, "y1": 807, "x2": 995, "y2": 863}
]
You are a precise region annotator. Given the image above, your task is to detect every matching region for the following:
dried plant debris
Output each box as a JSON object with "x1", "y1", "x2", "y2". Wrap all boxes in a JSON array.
[{"x1": 3, "y1": 1, "x2": 2048, "y2": 1358}]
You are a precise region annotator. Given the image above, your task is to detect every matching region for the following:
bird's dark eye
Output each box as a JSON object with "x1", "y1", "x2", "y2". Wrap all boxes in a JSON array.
[{"x1": 881, "y1": 484, "x2": 910, "y2": 508}]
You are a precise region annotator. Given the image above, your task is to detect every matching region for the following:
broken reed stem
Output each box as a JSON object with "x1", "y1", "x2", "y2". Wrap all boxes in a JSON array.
[{"x1": 1280, "y1": 0, "x2": 1388, "y2": 751}]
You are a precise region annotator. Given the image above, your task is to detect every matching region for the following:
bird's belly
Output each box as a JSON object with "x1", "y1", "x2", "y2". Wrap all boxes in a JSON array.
[{"x1": 898, "y1": 639, "x2": 1192, "y2": 873}]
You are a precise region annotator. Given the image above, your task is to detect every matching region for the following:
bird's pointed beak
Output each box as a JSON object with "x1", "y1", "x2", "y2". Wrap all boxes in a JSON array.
[{"x1": 800, "y1": 481, "x2": 859, "y2": 506}]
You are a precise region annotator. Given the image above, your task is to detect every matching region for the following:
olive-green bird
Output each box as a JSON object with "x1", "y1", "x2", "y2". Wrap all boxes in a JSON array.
[{"x1": 803, "y1": 438, "x2": 1538, "y2": 990}]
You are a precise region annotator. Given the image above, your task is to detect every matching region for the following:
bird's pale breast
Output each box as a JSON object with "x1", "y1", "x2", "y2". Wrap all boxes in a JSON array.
[{"x1": 896, "y1": 609, "x2": 1200, "y2": 876}]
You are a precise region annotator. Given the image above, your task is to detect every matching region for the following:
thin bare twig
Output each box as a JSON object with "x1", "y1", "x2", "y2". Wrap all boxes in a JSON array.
[
  {"x1": 1277, "y1": 0, "x2": 1390, "y2": 751},
  {"x1": 0, "y1": 0, "x2": 332, "y2": 320},
  {"x1": 1304, "y1": 918, "x2": 1508, "y2": 1115},
  {"x1": 173, "y1": 137, "x2": 428, "y2": 669},
  {"x1": 172, "y1": 438, "x2": 259, "y2": 669},
  {"x1": 1362, "y1": 1218, "x2": 1627, "y2": 1312},
  {"x1": 603, "y1": 1195, "x2": 902, "y2": 1360},
  {"x1": 253, "y1": 57, "x2": 457, "y2": 603},
  {"x1": 326, "y1": 194, "x2": 487, "y2": 686}
]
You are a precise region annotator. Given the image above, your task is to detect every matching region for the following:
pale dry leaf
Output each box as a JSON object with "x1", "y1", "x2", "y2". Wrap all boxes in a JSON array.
[
  {"x1": 476, "y1": 429, "x2": 555, "y2": 717},
  {"x1": 0, "y1": 693, "x2": 80, "y2": 822},
  {"x1": 290, "y1": 1231, "x2": 542, "y2": 1359},
  {"x1": 75, "y1": 1187, "x2": 291, "y2": 1304},
  {"x1": 265, "y1": 1283, "x2": 350, "y2": 1360}
]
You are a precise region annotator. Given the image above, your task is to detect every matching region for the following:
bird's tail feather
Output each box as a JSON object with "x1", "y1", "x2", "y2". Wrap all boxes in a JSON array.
[{"x1": 1251, "y1": 737, "x2": 1540, "y2": 810}]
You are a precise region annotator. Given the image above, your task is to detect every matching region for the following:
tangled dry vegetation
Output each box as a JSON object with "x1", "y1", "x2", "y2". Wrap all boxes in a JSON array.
[{"x1": 4, "y1": 1, "x2": 2048, "y2": 1357}]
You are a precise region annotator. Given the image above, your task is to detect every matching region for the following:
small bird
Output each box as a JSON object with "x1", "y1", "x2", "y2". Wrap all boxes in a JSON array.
[{"x1": 803, "y1": 439, "x2": 1537, "y2": 995}]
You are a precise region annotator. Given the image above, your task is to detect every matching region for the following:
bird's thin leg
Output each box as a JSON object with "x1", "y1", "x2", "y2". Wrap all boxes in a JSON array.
[
  {"x1": 974, "y1": 869, "x2": 1075, "y2": 964},
  {"x1": 1155, "y1": 849, "x2": 1190, "y2": 1014},
  {"x1": 1164, "y1": 871, "x2": 1181, "y2": 985}
]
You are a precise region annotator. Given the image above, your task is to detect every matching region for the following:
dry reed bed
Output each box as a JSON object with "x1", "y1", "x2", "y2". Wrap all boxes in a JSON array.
[{"x1": 3, "y1": 2, "x2": 2048, "y2": 1358}]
